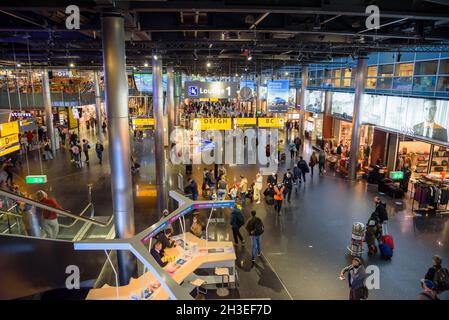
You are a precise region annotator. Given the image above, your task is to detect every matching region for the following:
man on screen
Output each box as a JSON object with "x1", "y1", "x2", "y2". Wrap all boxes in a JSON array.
[{"x1": 413, "y1": 99, "x2": 448, "y2": 142}]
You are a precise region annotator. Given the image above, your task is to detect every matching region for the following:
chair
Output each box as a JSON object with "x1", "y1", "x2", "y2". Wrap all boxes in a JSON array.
[
  {"x1": 215, "y1": 267, "x2": 230, "y2": 297},
  {"x1": 190, "y1": 278, "x2": 207, "y2": 297}
]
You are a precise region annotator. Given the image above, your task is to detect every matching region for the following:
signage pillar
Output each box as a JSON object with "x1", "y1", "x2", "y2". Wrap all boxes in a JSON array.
[
  {"x1": 42, "y1": 69, "x2": 57, "y2": 152},
  {"x1": 299, "y1": 65, "x2": 309, "y2": 144},
  {"x1": 167, "y1": 67, "x2": 175, "y2": 139},
  {"x1": 102, "y1": 10, "x2": 136, "y2": 285},
  {"x1": 94, "y1": 71, "x2": 104, "y2": 143},
  {"x1": 323, "y1": 90, "x2": 333, "y2": 139},
  {"x1": 348, "y1": 55, "x2": 368, "y2": 180},
  {"x1": 174, "y1": 72, "x2": 182, "y2": 126}
]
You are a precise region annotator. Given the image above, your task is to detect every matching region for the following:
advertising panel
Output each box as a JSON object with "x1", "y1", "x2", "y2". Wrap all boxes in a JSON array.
[
  {"x1": 304, "y1": 90, "x2": 324, "y2": 113},
  {"x1": 185, "y1": 81, "x2": 238, "y2": 99},
  {"x1": 331, "y1": 92, "x2": 355, "y2": 121},
  {"x1": 361, "y1": 94, "x2": 449, "y2": 144},
  {"x1": 133, "y1": 73, "x2": 168, "y2": 93},
  {"x1": 267, "y1": 80, "x2": 290, "y2": 113}
]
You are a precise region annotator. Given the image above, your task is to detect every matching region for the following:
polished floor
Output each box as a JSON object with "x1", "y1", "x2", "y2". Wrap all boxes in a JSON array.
[{"x1": 8, "y1": 128, "x2": 449, "y2": 300}]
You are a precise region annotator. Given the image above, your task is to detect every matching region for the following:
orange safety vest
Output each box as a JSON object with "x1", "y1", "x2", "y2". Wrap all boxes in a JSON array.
[{"x1": 273, "y1": 185, "x2": 285, "y2": 201}]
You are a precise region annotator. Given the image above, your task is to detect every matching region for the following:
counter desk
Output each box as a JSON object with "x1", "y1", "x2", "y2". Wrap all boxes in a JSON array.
[{"x1": 85, "y1": 232, "x2": 236, "y2": 300}]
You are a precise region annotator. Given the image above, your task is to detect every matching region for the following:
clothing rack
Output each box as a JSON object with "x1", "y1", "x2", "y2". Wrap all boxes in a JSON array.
[{"x1": 412, "y1": 179, "x2": 449, "y2": 215}]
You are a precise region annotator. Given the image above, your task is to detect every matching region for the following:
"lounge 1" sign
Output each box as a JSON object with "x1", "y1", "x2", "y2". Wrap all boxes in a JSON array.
[{"x1": 185, "y1": 81, "x2": 238, "y2": 99}]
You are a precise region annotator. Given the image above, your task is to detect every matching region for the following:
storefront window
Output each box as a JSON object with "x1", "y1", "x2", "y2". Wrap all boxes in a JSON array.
[
  {"x1": 378, "y1": 64, "x2": 394, "y2": 77},
  {"x1": 439, "y1": 59, "x2": 449, "y2": 75},
  {"x1": 437, "y1": 76, "x2": 449, "y2": 92},
  {"x1": 332, "y1": 78, "x2": 341, "y2": 87},
  {"x1": 414, "y1": 61, "x2": 438, "y2": 75},
  {"x1": 342, "y1": 68, "x2": 351, "y2": 78},
  {"x1": 342, "y1": 78, "x2": 351, "y2": 87},
  {"x1": 392, "y1": 77, "x2": 413, "y2": 90},
  {"x1": 317, "y1": 70, "x2": 324, "y2": 78},
  {"x1": 325, "y1": 69, "x2": 332, "y2": 78},
  {"x1": 333, "y1": 69, "x2": 341, "y2": 78},
  {"x1": 367, "y1": 66, "x2": 377, "y2": 77},
  {"x1": 366, "y1": 77, "x2": 377, "y2": 89},
  {"x1": 394, "y1": 63, "x2": 414, "y2": 77},
  {"x1": 413, "y1": 76, "x2": 436, "y2": 92},
  {"x1": 377, "y1": 77, "x2": 393, "y2": 89}
]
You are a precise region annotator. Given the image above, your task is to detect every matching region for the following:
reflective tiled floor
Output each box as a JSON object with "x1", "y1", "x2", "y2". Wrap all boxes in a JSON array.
[{"x1": 10, "y1": 129, "x2": 449, "y2": 299}]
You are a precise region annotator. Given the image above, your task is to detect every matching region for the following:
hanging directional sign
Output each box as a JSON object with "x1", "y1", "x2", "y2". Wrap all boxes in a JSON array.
[
  {"x1": 25, "y1": 175, "x2": 48, "y2": 184},
  {"x1": 258, "y1": 118, "x2": 285, "y2": 128},
  {"x1": 193, "y1": 118, "x2": 232, "y2": 130},
  {"x1": 0, "y1": 121, "x2": 19, "y2": 137},
  {"x1": 185, "y1": 81, "x2": 238, "y2": 99},
  {"x1": 0, "y1": 134, "x2": 19, "y2": 149},
  {"x1": 132, "y1": 118, "x2": 155, "y2": 128}
]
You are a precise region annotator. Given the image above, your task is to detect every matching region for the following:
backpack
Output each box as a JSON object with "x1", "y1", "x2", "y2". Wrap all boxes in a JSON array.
[
  {"x1": 293, "y1": 166, "x2": 301, "y2": 180},
  {"x1": 377, "y1": 203, "x2": 389, "y2": 222},
  {"x1": 236, "y1": 212, "x2": 245, "y2": 228},
  {"x1": 434, "y1": 267, "x2": 449, "y2": 292},
  {"x1": 254, "y1": 217, "x2": 264, "y2": 236}
]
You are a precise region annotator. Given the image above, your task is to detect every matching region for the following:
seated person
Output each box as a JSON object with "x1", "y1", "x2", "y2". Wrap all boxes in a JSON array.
[
  {"x1": 150, "y1": 241, "x2": 168, "y2": 268},
  {"x1": 190, "y1": 214, "x2": 203, "y2": 238},
  {"x1": 158, "y1": 228, "x2": 175, "y2": 250}
]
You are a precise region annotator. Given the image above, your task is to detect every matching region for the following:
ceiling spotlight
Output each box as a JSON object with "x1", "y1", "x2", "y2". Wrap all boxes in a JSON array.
[
  {"x1": 285, "y1": 72, "x2": 289, "y2": 76},
  {"x1": 247, "y1": 55, "x2": 253, "y2": 61},
  {"x1": 153, "y1": 54, "x2": 158, "y2": 60},
  {"x1": 133, "y1": 66, "x2": 137, "y2": 71},
  {"x1": 144, "y1": 62, "x2": 149, "y2": 67},
  {"x1": 206, "y1": 62, "x2": 211, "y2": 68},
  {"x1": 16, "y1": 63, "x2": 21, "y2": 68},
  {"x1": 235, "y1": 73, "x2": 239, "y2": 77},
  {"x1": 69, "y1": 63, "x2": 75, "y2": 68}
]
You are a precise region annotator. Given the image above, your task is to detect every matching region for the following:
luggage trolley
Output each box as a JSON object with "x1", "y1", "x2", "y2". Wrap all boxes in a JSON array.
[{"x1": 347, "y1": 222, "x2": 365, "y2": 257}]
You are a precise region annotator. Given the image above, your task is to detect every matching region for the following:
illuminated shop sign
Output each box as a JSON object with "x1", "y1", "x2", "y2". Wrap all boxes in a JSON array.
[{"x1": 10, "y1": 112, "x2": 32, "y2": 118}]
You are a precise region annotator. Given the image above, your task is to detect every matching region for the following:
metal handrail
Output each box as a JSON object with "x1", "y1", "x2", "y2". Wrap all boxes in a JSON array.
[
  {"x1": 0, "y1": 189, "x2": 109, "y2": 227},
  {"x1": 59, "y1": 203, "x2": 94, "y2": 228}
]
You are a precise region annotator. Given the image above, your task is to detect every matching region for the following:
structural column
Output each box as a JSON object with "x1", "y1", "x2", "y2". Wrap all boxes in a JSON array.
[
  {"x1": 348, "y1": 55, "x2": 368, "y2": 180},
  {"x1": 101, "y1": 11, "x2": 135, "y2": 285},
  {"x1": 93, "y1": 71, "x2": 104, "y2": 143},
  {"x1": 299, "y1": 65, "x2": 309, "y2": 143},
  {"x1": 166, "y1": 67, "x2": 175, "y2": 139},
  {"x1": 42, "y1": 69, "x2": 57, "y2": 152}
]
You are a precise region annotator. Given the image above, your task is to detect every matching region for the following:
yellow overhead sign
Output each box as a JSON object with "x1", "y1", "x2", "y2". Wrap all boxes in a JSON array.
[
  {"x1": 0, "y1": 144, "x2": 20, "y2": 157},
  {"x1": 0, "y1": 121, "x2": 19, "y2": 137},
  {"x1": 0, "y1": 134, "x2": 19, "y2": 149},
  {"x1": 132, "y1": 118, "x2": 155, "y2": 127},
  {"x1": 258, "y1": 118, "x2": 284, "y2": 128},
  {"x1": 235, "y1": 118, "x2": 257, "y2": 126},
  {"x1": 193, "y1": 118, "x2": 232, "y2": 130}
]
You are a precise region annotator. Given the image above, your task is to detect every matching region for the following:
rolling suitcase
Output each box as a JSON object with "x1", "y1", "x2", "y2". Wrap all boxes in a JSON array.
[
  {"x1": 381, "y1": 235, "x2": 395, "y2": 250},
  {"x1": 379, "y1": 243, "x2": 393, "y2": 260}
]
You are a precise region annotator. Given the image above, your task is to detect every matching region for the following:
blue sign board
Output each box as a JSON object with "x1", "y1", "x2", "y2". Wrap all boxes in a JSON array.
[{"x1": 133, "y1": 73, "x2": 167, "y2": 93}]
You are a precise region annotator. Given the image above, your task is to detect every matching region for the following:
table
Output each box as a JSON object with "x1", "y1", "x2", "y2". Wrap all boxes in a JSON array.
[{"x1": 85, "y1": 232, "x2": 236, "y2": 300}]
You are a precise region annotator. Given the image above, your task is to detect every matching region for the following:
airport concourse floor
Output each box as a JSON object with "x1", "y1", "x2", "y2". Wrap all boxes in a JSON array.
[{"x1": 9, "y1": 130, "x2": 449, "y2": 300}]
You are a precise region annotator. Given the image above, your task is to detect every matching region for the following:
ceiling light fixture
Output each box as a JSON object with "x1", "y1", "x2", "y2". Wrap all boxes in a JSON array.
[
  {"x1": 206, "y1": 62, "x2": 211, "y2": 68},
  {"x1": 247, "y1": 55, "x2": 253, "y2": 61},
  {"x1": 69, "y1": 63, "x2": 75, "y2": 68},
  {"x1": 16, "y1": 63, "x2": 21, "y2": 68},
  {"x1": 144, "y1": 62, "x2": 149, "y2": 67},
  {"x1": 153, "y1": 54, "x2": 158, "y2": 60}
]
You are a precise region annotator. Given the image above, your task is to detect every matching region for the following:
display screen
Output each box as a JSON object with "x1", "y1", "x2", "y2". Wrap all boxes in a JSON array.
[
  {"x1": 304, "y1": 90, "x2": 324, "y2": 113},
  {"x1": 331, "y1": 92, "x2": 355, "y2": 121},
  {"x1": 362, "y1": 95, "x2": 449, "y2": 144},
  {"x1": 133, "y1": 73, "x2": 167, "y2": 93},
  {"x1": 267, "y1": 80, "x2": 290, "y2": 113}
]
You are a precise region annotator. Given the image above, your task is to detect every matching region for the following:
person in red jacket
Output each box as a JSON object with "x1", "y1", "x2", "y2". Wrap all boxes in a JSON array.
[{"x1": 36, "y1": 190, "x2": 61, "y2": 239}]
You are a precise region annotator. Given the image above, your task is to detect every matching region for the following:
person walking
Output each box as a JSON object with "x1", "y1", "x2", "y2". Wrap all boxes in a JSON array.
[
  {"x1": 273, "y1": 183, "x2": 286, "y2": 215},
  {"x1": 246, "y1": 210, "x2": 264, "y2": 263},
  {"x1": 297, "y1": 156, "x2": 310, "y2": 182},
  {"x1": 190, "y1": 214, "x2": 203, "y2": 238},
  {"x1": 95, "y1": 141, "x2": 104, "y2": 164},
  {"x1": 282, "y1": 169, "x2": 294, "y2": 203},
  {"x1": 82, "y1": 139, "x2": 90, "y2": 163},
  {"x1": 318, "y1": 149, "x2": 326, "y2": 176},
  {"x1": 239, "y1": 175, "x2": 248, "y2": 209},
  {"x1": 71, "y1": 143, "x2": 82, "y2": 168},
  {"x1": 425, "y1": 255, "x2": 449, "y2": 294},
  {"x1": 288, "y1": 141, "x2": 297, "y2": 160},
  {"x1": 294, "y1": 136, "x2": 301, "y2": 157},
  {"x1": 309, "y1": 152, "x2": 318, "y2": 177},
  {"x1": 339, "y1": 257, "x2": 368, "y2": 300},
  {"x1": 36, "y1": 190, "x2": 61, "y2": 239},
  {"x1": 3, "y1": 160, "x2": 14, "y2": 186},
  {"x1": 217, "y1": 175, "x2": 228, "y2": 200},
  {"x1": 230, "y1": 205, "x2": 245, "y2": 246},
  {"x1": 254, "y1": 171, "x2": 263, "y2": 204},
  {"x1": 188, "y1": 178, "x2": 199, "y2": 201}
]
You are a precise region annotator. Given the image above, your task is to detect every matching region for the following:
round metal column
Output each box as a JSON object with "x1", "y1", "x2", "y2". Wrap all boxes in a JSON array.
[
  {"x1": 42, "y1": 69, "x2": 57, "y2": 152},
  {"x1": 166, "y1": 67, "x2": 175, "y2": 140},
  {"x1": 101, "y1": 11, "x2": 136, "y2": 285},
  {"x1": 299, "y1": 65, "x2": 309, "y2": 144},
  {"x1": 348, "y1": 55, "x2": 368, "y2": 180},
  {"x1": 93, "y1": 71, "x2": 104, "y2": 143}
]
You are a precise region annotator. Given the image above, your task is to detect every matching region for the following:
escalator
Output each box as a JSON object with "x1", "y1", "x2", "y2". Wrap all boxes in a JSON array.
[{"x1": 0, "y1": 189, "x2": 114, "y2": 300}]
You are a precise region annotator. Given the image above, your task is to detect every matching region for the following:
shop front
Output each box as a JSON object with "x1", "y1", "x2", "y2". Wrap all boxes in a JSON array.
[{"x1": 303, "y1": 90, "x2": 324, "y2": 144}]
